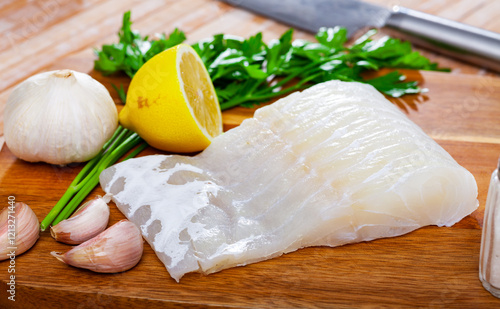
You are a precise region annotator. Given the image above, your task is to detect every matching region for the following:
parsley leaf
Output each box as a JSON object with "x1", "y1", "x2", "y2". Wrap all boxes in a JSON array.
[
  {"x1": 111, "y1": 84, "x2": 127, "y2": 103},
  {"x1": 94, "y1": 11, "x2": 186, "y2": 78},
  {"x1": 365, "y1": 71, "x2": 421, "y2": 98}
]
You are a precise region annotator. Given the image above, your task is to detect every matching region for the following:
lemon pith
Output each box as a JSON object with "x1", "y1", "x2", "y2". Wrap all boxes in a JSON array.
[{"x1": 120, "y1": 43, "x2": 222, "y2": 153}]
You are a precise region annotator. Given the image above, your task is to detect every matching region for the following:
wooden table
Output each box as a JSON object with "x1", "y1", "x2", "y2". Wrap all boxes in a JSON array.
[{"x1": 1, "y1": 0, "x2": 500, "y2": 307}]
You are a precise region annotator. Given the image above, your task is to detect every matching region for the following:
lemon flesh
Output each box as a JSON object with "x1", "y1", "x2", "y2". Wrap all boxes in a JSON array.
[{"x1": 120, "y1": 44, "x2": 222, "y2": 153}]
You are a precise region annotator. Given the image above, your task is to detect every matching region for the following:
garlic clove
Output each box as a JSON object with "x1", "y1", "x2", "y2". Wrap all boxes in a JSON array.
[
  {"x1": 51, "y1": 219, "x2": 143, "y2": 273},
  {"x1": 50, "y1": 196, "x2": 110, "y2": 244},
  {"x1": 0, "y1": 202, "x2": 40, "y2": 260}
]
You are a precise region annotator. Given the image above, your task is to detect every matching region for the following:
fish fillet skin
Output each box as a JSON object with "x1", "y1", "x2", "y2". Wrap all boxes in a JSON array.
[{"x1": 100, "y1": 80, "x2": 478, "y2": 281}]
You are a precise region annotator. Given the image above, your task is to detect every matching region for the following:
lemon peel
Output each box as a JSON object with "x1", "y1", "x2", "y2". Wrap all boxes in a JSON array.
[{"x1": 120, "y1": 44, "x2": 222, "y2": 153}]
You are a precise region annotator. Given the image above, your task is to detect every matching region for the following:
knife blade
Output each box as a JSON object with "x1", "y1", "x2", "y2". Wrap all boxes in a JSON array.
[
  {"x1": 220, "y1": 0, "x2": 390, "y2": 37},
  {"x1": 220, "y1": 0, "x2": 500, "y2": 72}
]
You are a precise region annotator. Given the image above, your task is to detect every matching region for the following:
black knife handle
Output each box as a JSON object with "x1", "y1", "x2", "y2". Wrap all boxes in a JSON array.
[{"x1": 386, "y1": 6, "x2": 500, "y2": 71}]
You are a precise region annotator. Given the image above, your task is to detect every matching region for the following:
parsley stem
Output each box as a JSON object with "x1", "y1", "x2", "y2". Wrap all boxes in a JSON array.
[
  {"x1": 220, "y1": 96, "x2": 251, "y2": 110},
  {"x1": 250, "y1": 79, "x2": 266, "y2": 93},
  {"x1": 220, "y1": 71, "x2": 323, "y2": 110},
  {"x1": 265, "y1": 60, "x2": 323, "y2": 93},
  {"x1": 252, "y1": 73, "x2": 322, "y2": 101},
  {"x1": 222, "y1": 59, "x2": 330, "y2": 110}
]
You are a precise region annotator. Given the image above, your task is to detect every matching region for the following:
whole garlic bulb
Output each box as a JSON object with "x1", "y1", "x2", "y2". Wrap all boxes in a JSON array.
[{"x1": 4, "y1": 69, "x2": 118, "y2": 165}]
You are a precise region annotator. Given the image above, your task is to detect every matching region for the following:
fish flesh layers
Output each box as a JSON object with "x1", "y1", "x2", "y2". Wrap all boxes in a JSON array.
[{"x1": 100, "y1": 80, "x2": 478, "y2": 282}]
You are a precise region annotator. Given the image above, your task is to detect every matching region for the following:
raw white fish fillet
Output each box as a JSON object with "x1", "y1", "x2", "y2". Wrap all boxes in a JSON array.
[{"x1": 100, "y1": 80, "x2": 478, "y2": 282}]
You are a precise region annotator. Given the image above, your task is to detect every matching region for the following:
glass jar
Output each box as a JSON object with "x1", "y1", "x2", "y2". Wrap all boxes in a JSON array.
[{"x1": 480, "y1": 162, "x2": 500, "y2": 298}]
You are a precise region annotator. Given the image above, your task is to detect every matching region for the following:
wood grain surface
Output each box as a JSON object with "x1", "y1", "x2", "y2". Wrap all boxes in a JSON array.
[{"x1": 1, "y1": 0, "x2": 500, "y2": 308}]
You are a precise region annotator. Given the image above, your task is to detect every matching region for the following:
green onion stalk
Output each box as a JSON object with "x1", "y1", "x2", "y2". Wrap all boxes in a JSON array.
[
  {"x1": 40, "y1": 126, "x2": 147, "y2": 231},
  {"x1": 40, "y1": 100, "x2": 237, "y2": 231}
]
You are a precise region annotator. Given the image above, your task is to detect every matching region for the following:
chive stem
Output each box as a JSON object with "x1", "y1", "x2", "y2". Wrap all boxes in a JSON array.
[
  {"x1": 124, "y1": 141, "x2": 148, "y2": 160},
  {"x1": 51, "y1": 134, "x2": 143, "y2": 226},
  {"x1": 40, "y1": 126, "x2": 146, "y2": 230}
]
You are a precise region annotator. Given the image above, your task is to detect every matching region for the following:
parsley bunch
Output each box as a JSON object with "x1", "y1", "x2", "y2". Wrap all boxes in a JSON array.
[{"x1": 95, "y1": 12, "x2": 447, "y2": 108}]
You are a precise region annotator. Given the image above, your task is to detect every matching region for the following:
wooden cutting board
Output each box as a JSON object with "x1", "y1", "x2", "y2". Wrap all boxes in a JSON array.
[
  {"x1": 2, "y1": 0, "x2": 500, "y2": 307},
  {"x1": 1, "y1": 71, "x2": 500, "y2": 308}
]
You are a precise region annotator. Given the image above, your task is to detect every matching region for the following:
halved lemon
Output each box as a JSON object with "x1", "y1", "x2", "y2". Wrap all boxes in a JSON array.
[{"x1": 120, "y1": 43, "x2": 222, "y2": 153}]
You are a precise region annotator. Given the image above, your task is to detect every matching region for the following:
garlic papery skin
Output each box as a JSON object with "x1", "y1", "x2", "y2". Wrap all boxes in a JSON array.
[
  {"x1": 50, "y1": 196, "x2": 110, "y2": 245},
  {"x1": 0, "y1": 202, "x2": 40, "y2": 260},
  {"x1": 51, "y1": 219, "x2": 143, "y2": 273},
  {"x1": 4, "y1": 69, "x2": 118, "y2": 165}
]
